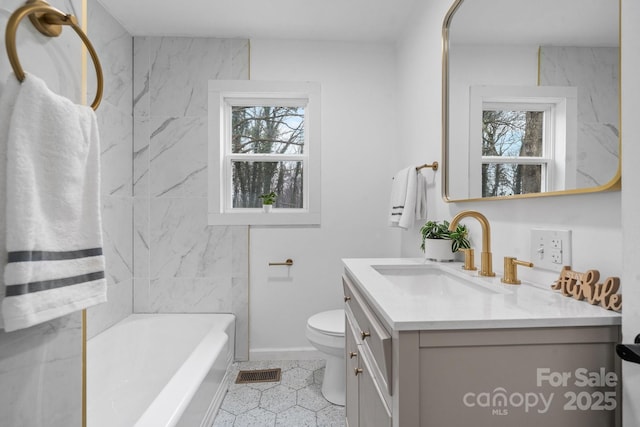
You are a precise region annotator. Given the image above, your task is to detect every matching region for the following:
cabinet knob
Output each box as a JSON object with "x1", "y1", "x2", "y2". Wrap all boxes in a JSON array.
[
  {"x1": 354, "y1": 368, "x2": 363, "y2": 376},
  {"x1": 344, "y1": 296, "x2": 351, "y2": 302},
  {"x1": 361, "y1": 331, "x2": 371, "y2": 340},
  {"x1": 349, "y1": 351, "x2": 358, "y2": 359}
]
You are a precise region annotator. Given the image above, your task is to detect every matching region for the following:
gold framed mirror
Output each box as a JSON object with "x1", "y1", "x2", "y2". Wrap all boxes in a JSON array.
[{"x1": 442, "y1": 0, "x2": 620, "y2": 202}]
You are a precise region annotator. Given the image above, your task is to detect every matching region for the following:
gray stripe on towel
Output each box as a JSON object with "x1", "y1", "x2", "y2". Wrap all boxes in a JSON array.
[
  {"x1": 5, "y1": 271, "x2": 106, "y2": 297},
  {"x1": 7, "y1": 248, "x2": 103, "y2": 263}
]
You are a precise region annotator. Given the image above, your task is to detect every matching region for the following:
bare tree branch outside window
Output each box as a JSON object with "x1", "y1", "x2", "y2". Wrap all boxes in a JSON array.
[
  {"x1": 482, "y1": 110, "x2": 543, "y2": 197},
  {"x1": 231, "y1": 106, "x2": 305, "y2": 208}
]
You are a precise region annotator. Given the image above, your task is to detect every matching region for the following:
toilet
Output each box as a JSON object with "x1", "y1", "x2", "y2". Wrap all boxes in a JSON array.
[{"x1": 306, "y1": 309, "x2": 345, "y2": 405}]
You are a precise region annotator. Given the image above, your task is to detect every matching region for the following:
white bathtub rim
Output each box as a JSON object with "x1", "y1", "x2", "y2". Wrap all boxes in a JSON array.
[
  {"x1": 135, "y1": 330, "x2": 229, "y2": 427},
  {"x1": 88, "y1": 313, "x2": 235, "y2": 427}
]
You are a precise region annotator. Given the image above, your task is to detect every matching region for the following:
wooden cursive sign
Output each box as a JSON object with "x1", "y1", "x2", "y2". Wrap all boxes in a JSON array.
[{"x1": 551, "y1": 266, "x2": 622, "y2": 312}]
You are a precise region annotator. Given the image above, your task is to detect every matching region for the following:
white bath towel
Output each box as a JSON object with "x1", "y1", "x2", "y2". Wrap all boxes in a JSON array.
[
  {"x1": 0, "y1": 74, "x2": 106, "y2": 332},
  {"x1": 389, "y1": 167, "x2": 417, "y2": 229}
]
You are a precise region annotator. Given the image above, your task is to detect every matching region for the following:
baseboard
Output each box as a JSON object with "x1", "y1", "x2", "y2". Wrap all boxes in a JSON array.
[{"x1": 249, "y1": 346, "x2": 323, "y2": 361}]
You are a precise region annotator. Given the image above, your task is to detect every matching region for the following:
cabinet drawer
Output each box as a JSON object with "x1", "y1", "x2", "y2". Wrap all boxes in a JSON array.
[{"x1": 343, "y1": 274, "x2": 392, "y2": 394}]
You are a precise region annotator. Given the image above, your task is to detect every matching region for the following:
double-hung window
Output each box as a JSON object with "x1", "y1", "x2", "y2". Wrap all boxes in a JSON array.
[
  {"x1": 208, "y1": 81, "x2": 321, "y2": 225},
  {"x1": 480, "y1": 103, "x2": 552, "y2": 197},
  {"x1": 469, "y1": 86, "x2": 577, "y2": 198}
]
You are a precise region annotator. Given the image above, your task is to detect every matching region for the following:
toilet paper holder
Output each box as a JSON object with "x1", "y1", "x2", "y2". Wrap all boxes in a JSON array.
[
  {"x1": 268, "y1": 259, "x2": 294, "y2": 267},
  {"x1": 616, "y1": 334, "x2": 640, "y2": 365}
]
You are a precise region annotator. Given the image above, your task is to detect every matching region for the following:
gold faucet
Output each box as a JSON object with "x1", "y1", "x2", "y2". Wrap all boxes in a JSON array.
[{"x1": 448, "y1": 210, "x2": 495, "y2": 277}]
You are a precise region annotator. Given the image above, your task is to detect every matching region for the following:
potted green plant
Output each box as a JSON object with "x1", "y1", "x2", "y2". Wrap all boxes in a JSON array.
[
  {"x1": 258, "y1": 191, "x2": 277, "y2": 212},
  {"x1": 420, "y1": 220, "x2": 470, "y2": 261}
]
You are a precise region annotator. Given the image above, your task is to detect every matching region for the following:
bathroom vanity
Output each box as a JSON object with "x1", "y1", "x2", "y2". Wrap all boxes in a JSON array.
[{"x1": 342, "y1": 258, "x2": 622, "y2": 427}]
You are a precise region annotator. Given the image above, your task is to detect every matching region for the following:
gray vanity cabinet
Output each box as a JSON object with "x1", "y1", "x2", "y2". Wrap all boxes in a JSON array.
[
  {"x1": 344, "y1": 277, "x2": 392, "y2": 427},
  {"x1": 342, "y1": 271, "x2": 622, "y2": 427}
]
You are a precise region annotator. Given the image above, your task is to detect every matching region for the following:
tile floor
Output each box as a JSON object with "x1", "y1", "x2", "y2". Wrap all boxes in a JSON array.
[{"x1": 212, "y1": 360, "x2": 346, "y2": 427}]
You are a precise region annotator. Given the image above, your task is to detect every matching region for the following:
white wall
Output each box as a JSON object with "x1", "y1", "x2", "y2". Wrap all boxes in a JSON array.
[
  {"x1": 398, "y1": 0, "x2": 636, "y2": 425},
  {"x1": 621, "y1": 0, "x2": 640, "y2": 424},
  {"x1": 248, "y1": 39, "x2": 401, "y2": 358}
]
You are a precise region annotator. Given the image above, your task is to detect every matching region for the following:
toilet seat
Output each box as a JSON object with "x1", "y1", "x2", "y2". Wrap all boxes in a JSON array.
[{"x1": 307, "y1": 309, "x2": 344, "y2": 337}]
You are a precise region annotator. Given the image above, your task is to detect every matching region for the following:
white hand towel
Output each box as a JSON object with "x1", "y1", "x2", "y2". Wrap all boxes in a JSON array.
[
  {"x1": 389, "y1": 167, "x2": 418, "y2": 229},
  {"x1": 0, "y1": 74, "x2": 106, "y2": 332}
]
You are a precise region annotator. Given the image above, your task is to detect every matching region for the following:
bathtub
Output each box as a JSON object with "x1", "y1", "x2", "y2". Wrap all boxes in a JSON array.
[{"x1": 87, "y1": 313, "x2": 235, "y2": 427}]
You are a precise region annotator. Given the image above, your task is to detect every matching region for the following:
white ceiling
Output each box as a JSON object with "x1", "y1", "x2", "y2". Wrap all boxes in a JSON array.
[
  {"x1": 96, "y1": 0, "x2": 420, "y2": 41},
  {"x1": 450, "y1": 0, "x2": 618, "y2": 46},
  {"x1": 97, "y1": 0, "x2": 617, "y2": 45}
]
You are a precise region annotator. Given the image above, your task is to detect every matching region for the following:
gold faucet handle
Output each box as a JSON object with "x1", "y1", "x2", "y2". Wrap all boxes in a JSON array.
[
  {"x1": 458, "y1": 248, "x2": 477, "y2": 271},
  {"x1": 501, "y1": 257, "x2": 534, "y2": 285}
]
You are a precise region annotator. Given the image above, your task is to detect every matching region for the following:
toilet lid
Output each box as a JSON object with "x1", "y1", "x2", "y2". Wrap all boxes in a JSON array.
[{"x1": 308, "y1": 309, "x2": 345, "y2": 336}]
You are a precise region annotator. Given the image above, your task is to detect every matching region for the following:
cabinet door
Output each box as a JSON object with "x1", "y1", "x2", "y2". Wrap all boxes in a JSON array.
[
  {"x1": 346, "y1": 316, "x2": 359, "y2": 427},
  {"x1": 358, "y1": 350, "x2": 392, "y2": 427}
]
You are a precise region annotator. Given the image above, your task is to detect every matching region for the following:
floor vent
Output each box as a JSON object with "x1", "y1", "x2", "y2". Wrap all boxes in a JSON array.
[{"x1": 235, "y1": 368, "x2": 282, "y2": 384}]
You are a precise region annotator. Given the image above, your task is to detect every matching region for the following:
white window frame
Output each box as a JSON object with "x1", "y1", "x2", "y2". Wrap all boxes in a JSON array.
[
  {"x1": 208, "y1": 80, "x2": 321, "y2": 225},
  {"x1": 469, "y1": 85, "x2": 577, "y2": 198}
]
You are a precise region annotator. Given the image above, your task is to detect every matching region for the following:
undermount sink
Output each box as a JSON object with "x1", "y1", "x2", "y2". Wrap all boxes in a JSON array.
[{"x1": 372, "y1": 264, "x2": 512, "y2": 296}]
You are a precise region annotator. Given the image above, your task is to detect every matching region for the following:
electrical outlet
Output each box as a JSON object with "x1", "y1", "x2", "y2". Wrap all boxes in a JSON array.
[{"x1": 530, "y1": 229, "x2": 572, "y2": 271}]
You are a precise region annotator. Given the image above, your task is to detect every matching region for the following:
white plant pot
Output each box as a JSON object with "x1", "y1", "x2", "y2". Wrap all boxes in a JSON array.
[
  {"x1": 262, "y1": 204, "x2": 273, "y2": 213},
  {"x1": 423, "y1": 239, "x2": 457, "y2": 262}
]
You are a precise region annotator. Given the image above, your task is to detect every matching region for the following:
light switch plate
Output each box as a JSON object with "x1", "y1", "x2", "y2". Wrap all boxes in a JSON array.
[{"x1": 530, "y1": 229, "x2": 572, "y2": 272}]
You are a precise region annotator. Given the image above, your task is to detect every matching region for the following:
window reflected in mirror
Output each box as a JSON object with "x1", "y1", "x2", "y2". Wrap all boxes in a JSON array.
[
  {"x1": 482, "y1": 109, "x2": 545, "y2": 197},
  {"x1": 466, "y1": 85, "x2": 577, "y2": 199}
]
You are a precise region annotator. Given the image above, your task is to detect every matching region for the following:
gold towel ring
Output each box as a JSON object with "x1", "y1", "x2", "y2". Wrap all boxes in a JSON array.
[{"x1": 5, "y1": 0, "x2": 103, "y2": 110}]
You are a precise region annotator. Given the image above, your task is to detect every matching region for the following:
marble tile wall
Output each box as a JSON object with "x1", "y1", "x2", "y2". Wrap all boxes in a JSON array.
[
  {"x1": 540, "y1": 46, "x2": 619, "y2": 187},
  {"x1": 132, "y1": 37, "x2": 250, "y2": 360},
  {"x1": 85, "y1": 1, "x2": 134, "y2": 339},
  {"x1": 0, "y1": 1, "x2": 84, "y2": 425}
]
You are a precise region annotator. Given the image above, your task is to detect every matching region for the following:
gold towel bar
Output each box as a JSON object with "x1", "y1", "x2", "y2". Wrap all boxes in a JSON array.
[
  {"x1": 5, "y1": 0, "x2": 103, "y2": 110},
  {"x1": 269, "y1": 259, "x2": 294, "y2": 266},
  {"x1": 416, "y1": 162, "x2": 438, "y2": 172}
]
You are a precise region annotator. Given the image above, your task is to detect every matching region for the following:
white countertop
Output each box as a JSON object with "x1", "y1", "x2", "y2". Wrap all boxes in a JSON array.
[{"x1": 342, "y1": 258, "x2": 622, "y2": 331}]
